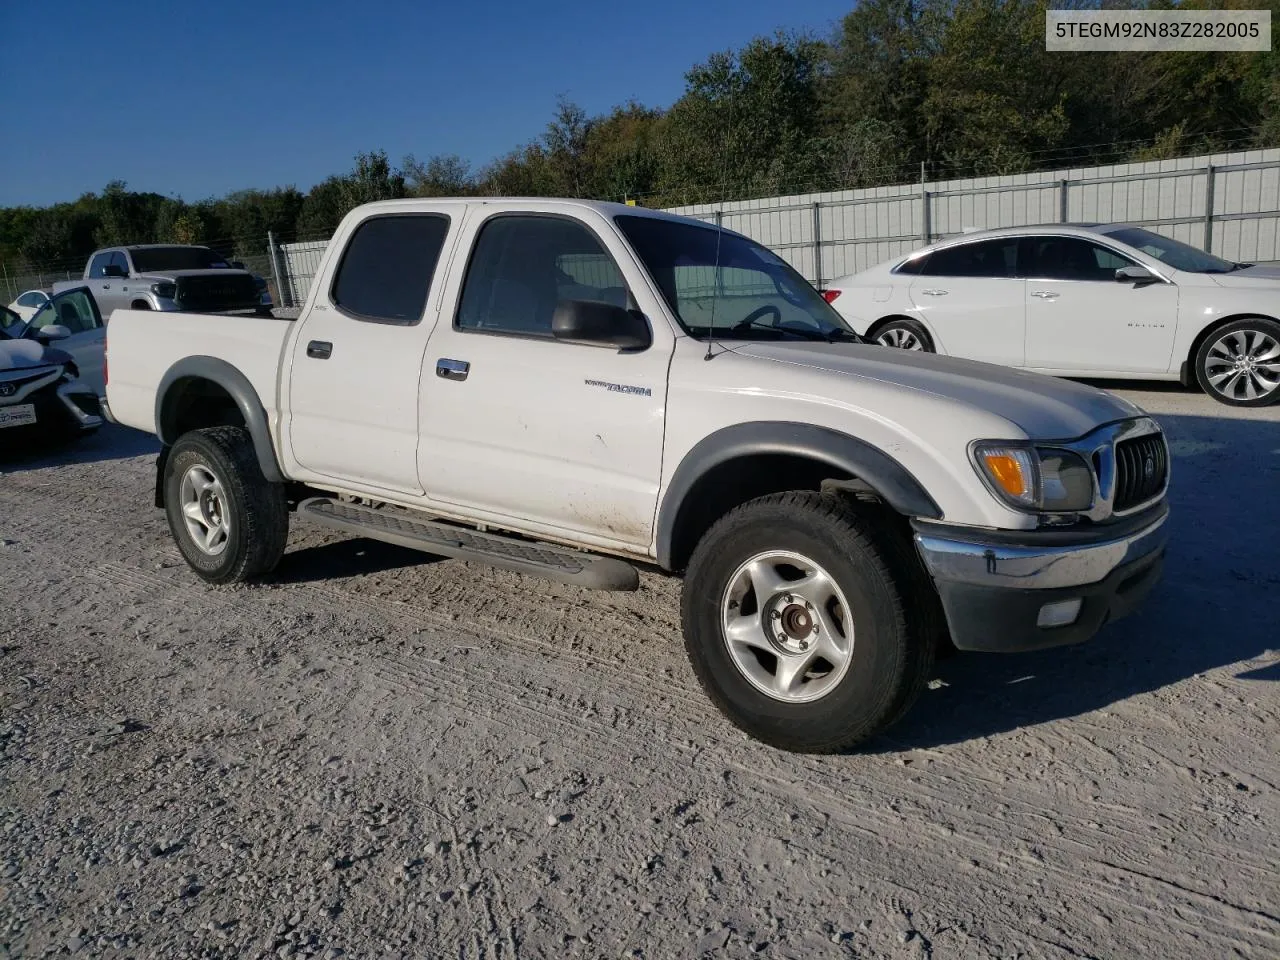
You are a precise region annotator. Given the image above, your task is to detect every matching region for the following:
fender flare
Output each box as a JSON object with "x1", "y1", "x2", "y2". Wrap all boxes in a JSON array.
[
  {"x1": 154, "y1": 355, "x2": 284, "y2": 482},
  {"x1": 655, "y1": 421, "x2": 941, "y2": 570}
]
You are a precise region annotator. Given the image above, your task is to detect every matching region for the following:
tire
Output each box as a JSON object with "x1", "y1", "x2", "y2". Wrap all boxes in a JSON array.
[
  {"x1": 871, "y1": 318, "x2": 934, "y2": 352},
  {"x1": 680, "y1": 491, "x2": 935, "y2": 753},
  {"x1": 1194, "y1": 317, "x2": 1280, "y2": 407},
  {"x1": 163, "y1": 426, "x2": 288, "y2": 584}
]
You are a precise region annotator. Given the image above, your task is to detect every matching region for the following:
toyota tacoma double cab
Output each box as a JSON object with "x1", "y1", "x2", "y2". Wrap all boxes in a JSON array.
[
  {"x1": 53, "y1": 244, "x2": 269, "y2": 315},
  {"x1": 102, "y1": 199, "x2": 1170, "y2": 752}
]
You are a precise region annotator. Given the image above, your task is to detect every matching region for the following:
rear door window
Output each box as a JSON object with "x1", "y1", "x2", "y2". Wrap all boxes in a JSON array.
[
  {"x1": 330, "y1": 215, "x2": 452, "y2": 324},
  {"x1": 918, "y1": 239, "x2": 1019, "y2": 278}
]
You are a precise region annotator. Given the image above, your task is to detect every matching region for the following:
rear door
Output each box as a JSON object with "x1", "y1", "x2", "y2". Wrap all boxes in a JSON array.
[
  {"x1": 283, "y1": 210, "x2": 456, "y2": 494},
  {"x1": 907, "y1": 237, "x2": 1025, "y2": 366},
  {"x1": 1021, "y1": 235, "x2": 1179, "y2": 374}
]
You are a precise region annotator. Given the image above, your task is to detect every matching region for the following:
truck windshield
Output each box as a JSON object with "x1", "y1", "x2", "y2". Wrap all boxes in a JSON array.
[
  {"x1": 615, "y1": 215, "x2": 858, "y2": 342},
  {"x1": 129, "y1": 247, "x2": 233, "y2": 272},
  {"x1": 1102, "y1": 227, "x2": 1237, "y2": 274}
]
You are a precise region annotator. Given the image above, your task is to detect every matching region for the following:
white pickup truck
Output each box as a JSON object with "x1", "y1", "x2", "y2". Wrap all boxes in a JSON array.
[{"x1": 103, "y1": 198, "x2": 1170, "y2": 752}]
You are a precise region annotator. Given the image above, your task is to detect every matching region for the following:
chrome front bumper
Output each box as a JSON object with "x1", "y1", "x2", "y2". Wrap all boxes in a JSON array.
[{"x1": 913, "y1": 505, "x2": 1168, "y2": 652}]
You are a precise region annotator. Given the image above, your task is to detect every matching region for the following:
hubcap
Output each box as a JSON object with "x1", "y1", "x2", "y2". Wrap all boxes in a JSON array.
[
  {"x1": 179, "y1": 464, "x2": 230, "y2": 556},
  {"x1": 877, "y1": 327, "x2": 924, "y2": 351},
  {"x1": 1204, "y1": 329, "x2": 1280, "y2": 401},
  {"x1": 721, "y1": 551, "x2": 854, "y2": 703}
]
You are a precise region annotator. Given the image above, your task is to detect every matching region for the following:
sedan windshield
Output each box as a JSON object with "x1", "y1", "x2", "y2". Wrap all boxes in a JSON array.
[
  {"x1": 1103, "y1": 227, "x2": 1236, "y2": 273},
  {"x1": 130, "y1": 246, "x2": 233, "y2": 272},
  {"x1": 615, "y1": 215, "x2": 858, "y2": 342}
]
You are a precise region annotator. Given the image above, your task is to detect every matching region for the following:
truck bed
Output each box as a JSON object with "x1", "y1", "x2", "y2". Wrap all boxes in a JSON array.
[{"x1": 105, "y1": 309, "x2": 294, "y2": 437}]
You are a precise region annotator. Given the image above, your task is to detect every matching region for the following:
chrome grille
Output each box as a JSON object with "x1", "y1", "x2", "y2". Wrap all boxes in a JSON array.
[{"x1": 1114, "y1": 433, "x2": 1168, "y2": 512}]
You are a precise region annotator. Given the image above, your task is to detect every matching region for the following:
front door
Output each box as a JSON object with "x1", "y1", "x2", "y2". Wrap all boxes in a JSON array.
[
  {"x1": 418, "y1": 210, "x2": 672, "y2": 549},
  {"x1": 1021, "y1": 236, "x2": 1180, "y2": 374},
  {"x1": 907, "y1": 236, "x2": 1026, "y2": 367},
  {"x1": 28, "y1": 288, "x2": 106, "y2": 394},
  {"x1": 284, "y1": 210, "x2": 456, "y2": 494}
]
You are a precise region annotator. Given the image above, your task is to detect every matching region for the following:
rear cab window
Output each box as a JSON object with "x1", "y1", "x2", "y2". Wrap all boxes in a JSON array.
[{"x1": 330, "y1": 215, "x2": 452, "y2": 324}]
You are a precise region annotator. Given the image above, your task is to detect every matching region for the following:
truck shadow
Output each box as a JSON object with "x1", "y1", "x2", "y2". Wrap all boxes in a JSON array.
[
  {"x1": 274, "y1": 538, "x2": 438, "y2": 584},
  {"x1": 876, "y1": 411, "x2": 1280, "y2": 752},
  {"x1": 0, "y1": 423, "x2": 159, "y2": 472}
]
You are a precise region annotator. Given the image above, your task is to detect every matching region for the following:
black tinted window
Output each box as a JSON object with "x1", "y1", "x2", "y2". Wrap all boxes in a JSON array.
[
  {"x1": 109, "y1": 252, "x2": 130, "y2": 275},
  {"x1": 331, "y1": 215, "x2": 451, "y2": 323},
  {"x1": 1025, "y1": 236, "x2": 1136, "y2": 282},
  {"x1": 88, "y1": 252, "x2": 111, "y2": 278},
  {"x1": 457, "y1": 216, "x2": 626, "y2": 336},
  {"x1": 129, "y1": 247, "x2": 232, "y2": 272},
  {"x1": 920, "y1": 239, "x2": 1018, "y2": 278}
]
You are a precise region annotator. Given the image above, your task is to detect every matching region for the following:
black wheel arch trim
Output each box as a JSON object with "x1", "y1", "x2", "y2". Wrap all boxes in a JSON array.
[
  {"x1": 154, "y1": 355, "x2": 283, "y2": 483},
  {"x1": 655, "y1": 421, "x2": 942, "y2": 570}
]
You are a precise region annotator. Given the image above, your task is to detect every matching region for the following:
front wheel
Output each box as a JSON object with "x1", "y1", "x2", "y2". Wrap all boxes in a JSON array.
[
  {"x1": 164, "y1": 426, "x2": 288, "y2": 584},
  {"x1": 681, "y1": 492, "x2": 934, "y2": 753},
  {"x1": 1195, "y1": 318, "x2": 1280, "y2": 406}
]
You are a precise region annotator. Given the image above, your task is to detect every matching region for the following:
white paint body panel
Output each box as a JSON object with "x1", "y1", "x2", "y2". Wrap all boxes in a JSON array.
[
  {"x1": 827, "y1": 224, "x2": 1280, "y2": 381},
  {"x1": 107, "y1": 200, "x2": 1151, "y2": 564}
]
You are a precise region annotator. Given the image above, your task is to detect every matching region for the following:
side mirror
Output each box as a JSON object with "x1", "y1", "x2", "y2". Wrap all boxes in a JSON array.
[
  {"x1": 552, "y1": 299, "x2": 651, "y2": 350},
  {"x1": 102, "y1": 264, "x2": 127, "y2": 278},
  {"x1": 1115, "y1": 265, "x2": 1160, "y2": 286},
  {"x1": 35, "y1": 324, "x2": 71, "y2": 342}
]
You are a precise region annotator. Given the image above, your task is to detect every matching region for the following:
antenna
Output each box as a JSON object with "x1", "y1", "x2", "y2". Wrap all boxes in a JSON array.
[
  {"x1": 704, "y1": 217, "x2": 723, "y2": 361},
  {"x1": 705, "y1": 89, "x2": 734, "y2": 361}
]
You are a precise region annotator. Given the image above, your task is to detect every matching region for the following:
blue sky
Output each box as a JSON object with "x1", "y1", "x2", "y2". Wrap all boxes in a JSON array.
[{"x1": 0, "y1": 0, "x2": 852, "y2": 208}]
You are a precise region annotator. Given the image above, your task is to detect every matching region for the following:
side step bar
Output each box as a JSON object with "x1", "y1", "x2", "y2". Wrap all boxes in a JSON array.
[{"x1": 297, "y1": 497, "x2": 640, "y2": 592}]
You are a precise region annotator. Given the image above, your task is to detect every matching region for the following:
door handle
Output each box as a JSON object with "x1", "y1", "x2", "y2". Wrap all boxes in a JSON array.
[
  {"x1": 436, "y1": 358, "x2": 469, "y2": 381},
  {"x1": 306, "y1": 340, "x2": 332, "y2": 359},
  {"x1": 102, "y1": 284, "x2": 111, "y2": 290},
  {"x1": 919, "y1": 289, "x2": 948, "y2": 296},
  {"x1": 1031, "y1": 291, "x2": 1060, "y2": 300}
]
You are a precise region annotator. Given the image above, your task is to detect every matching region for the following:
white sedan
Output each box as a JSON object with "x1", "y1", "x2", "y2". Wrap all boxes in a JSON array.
[
  {"x1": 7, "y1": 289, "x2": 51, "y2": 322},
  {"x1": 822, "y1": 224, "x2": 1280, "y2": 406}
]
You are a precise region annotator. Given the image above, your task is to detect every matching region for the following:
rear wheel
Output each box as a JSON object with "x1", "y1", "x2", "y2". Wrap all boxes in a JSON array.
[
  {"x1": 1195, "y1": 317, "x2": 1280, "y2": 407},
  {"x1": 872, "y1": 318, "x2": 934, "y2": 352},
  {"x1": 681, "y1": 492, "x2": 934, "y2": 753},
  {"x1": 164, "y1": 426, "x2": 288, "y2": 584}
]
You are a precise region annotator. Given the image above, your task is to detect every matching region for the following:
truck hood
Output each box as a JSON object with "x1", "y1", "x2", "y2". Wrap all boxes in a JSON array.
[
  {"x1": 733, "y1": 340, "x2": 1143, "y2": 440},
  {"x1": 133, "y1": 268, "x2": 254, "y2": 282}
]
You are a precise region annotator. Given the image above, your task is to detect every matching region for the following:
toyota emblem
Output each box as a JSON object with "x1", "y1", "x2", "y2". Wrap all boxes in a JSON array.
[
  {"x1": 0, "y1": 383, "x2": 15, "y2": 398},
  {"x1": 1143, "y1": 456, "x2": 1155, "y2": 479}
]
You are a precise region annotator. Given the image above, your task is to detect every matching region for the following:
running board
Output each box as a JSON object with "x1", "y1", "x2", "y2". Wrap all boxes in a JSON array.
[{"x1": 297, "y1": 498, "x2": 640, "y2": 592}]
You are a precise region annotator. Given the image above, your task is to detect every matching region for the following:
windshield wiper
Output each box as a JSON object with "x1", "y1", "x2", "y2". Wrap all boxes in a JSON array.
[{"x1": 728, "y1": 318, "x2": 859, "y2": 343}]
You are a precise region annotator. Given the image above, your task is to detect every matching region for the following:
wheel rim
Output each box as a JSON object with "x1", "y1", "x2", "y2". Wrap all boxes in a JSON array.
[
  {"x1": 179, "y1": 464, "x2": 231, "y2": 556},
  {"x1": 876, "y1": 327, "x2": 925, "y2": 351},
  {"x1": 720, "y1": 551, "x2": 855, "y2": 704},
  {"x1": 1204, "y1": 329, "x2": 1280, "y2": 401}
]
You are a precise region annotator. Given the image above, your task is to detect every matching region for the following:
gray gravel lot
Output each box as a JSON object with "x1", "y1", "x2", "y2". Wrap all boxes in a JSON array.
[{"x1": 1, "y1": 383, "x2": 1277, "y2": 959}]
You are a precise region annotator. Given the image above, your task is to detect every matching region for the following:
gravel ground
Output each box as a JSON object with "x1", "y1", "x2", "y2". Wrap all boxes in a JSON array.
[{"x1": 1, "y1": 383, "x2": 1277, "y2": 959}]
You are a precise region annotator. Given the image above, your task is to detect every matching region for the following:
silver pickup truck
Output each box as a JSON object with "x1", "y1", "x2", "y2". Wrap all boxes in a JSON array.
[{"x1": 53, "y1": 245, "x2": 270, "y2": 315}]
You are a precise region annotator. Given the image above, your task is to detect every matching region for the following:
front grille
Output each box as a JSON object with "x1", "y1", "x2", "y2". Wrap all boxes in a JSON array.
[
  {"x1": 1114, "y1": 433, "x2": 1167, "y2": 511},
  {"x1": 174, "y1": 274, "x2": 260, "y2": 311}
]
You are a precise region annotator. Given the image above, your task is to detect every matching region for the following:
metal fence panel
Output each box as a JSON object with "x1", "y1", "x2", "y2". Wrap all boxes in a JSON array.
[{"x1": 273, "y1": 147, "x2": 1280, "y2": 302}]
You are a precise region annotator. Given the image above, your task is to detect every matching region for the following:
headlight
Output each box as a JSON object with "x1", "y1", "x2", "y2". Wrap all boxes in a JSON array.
[
  {"x1": 150, "y1": 282, "x2": 177, "y2": 299},
  {"x1": 972, "y1": 443, "x2": 1094, "y2": 512}
]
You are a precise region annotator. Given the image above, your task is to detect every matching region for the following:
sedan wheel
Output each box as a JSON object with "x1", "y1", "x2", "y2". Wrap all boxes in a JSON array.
[
  {"x1": 1196, "y1": 319, "x2": 1280, "y2": 407},
  {"x1": 872, "y1": 319, "x2": 934, "y2": 353}
]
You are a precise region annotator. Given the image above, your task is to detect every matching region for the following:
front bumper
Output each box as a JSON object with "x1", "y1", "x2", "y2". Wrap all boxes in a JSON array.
[{"x1": 913, "y1": 504, "x2": 1168, "y2": 652}]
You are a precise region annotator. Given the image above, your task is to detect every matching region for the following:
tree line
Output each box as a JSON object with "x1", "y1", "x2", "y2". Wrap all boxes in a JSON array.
[{"x1": 3, "y1": 0, "x2": 1276, "y2": 274}]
